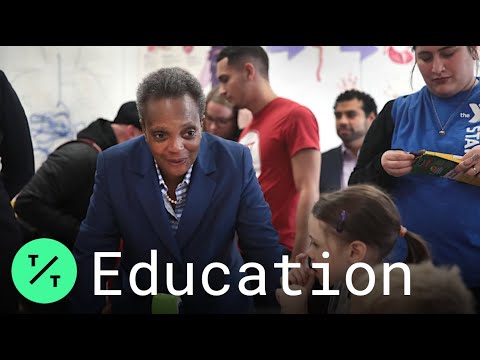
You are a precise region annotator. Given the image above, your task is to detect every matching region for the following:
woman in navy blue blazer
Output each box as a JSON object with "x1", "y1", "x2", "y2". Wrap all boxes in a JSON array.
[{"x1": 69, "y1": 67, "x2": 285, "y2": 314}]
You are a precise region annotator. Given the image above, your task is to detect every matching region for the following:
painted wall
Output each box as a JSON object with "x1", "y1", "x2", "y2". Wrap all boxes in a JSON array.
[{"x1": 0, "y1": 46, "x2": 425, "y2": 169}]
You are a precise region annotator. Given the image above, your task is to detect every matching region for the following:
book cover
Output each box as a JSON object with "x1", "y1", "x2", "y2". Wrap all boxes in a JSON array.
[{"x1": 411, "y1": 150, "x2": 480, "y2": 187}]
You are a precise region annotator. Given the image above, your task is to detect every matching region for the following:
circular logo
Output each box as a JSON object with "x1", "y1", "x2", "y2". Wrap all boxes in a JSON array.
[{"x1": 11, "y1": 238, "x2": 77, "y2": 304}]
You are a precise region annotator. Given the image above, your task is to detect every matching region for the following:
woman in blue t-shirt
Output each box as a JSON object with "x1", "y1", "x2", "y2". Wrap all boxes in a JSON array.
[{"x1": 350, "y1": 46, "x2": 480, "y2": 312}]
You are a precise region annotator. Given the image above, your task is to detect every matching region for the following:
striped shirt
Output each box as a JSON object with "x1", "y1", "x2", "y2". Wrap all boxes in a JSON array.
[{"x1": 155, "y1": 161, "x2": 193, "y2": 235}]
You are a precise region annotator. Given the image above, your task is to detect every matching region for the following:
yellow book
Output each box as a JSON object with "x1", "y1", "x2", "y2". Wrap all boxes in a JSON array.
[{"x1": 411, "y1": 150, "x2": 480, "y2": 187}]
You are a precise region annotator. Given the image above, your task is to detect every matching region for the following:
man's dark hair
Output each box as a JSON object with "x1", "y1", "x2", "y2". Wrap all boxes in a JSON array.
[
  {"x1": 334, "y1": 89, "x2": 377, "y2": 117},
  {"x1": 216, "y1": 46, "x2": 269, "y2": 80}
]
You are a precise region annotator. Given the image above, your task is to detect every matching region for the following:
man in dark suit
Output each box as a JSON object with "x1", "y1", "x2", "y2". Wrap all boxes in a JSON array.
[
  {"x1": 69, "y1": 67, "x2": 284, "y2": 314},
  {"x1": 0, "y1": 70, "x2": 34, "y2": 313},
  {"x1": 320, "y1": 89, "x2": 377, "y2": 193},
  {"x1": 313, "y1": 90, "x2": 377, "y2": 314}
]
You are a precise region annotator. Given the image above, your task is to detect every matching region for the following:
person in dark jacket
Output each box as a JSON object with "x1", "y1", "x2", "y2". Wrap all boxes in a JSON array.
[
  {"x1": 14, "y1": 101, "x2": 142, "y2": 249},
  {"x1": 0, "y1": 70, "x2": 35, "y2": 314},
  {"x1": 320, "y1": 89, "x2": 377, "y2": 193}
]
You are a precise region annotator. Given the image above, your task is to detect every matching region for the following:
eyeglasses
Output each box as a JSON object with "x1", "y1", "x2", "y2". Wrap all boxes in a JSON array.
[
  {"x1": 334, "y1": 110, "x2": 359, "y2": 120},
  {"x1": 205, "y1": 114, "x2": 233, "y2": 127}
]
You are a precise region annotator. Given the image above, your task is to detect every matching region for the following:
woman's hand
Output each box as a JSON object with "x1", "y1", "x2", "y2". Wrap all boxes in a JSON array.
[
  {"x1": 288, "y1": 253, "x2": 316, "y2": 288},
  {"x1": 381, "y1": 150, "x2": 416, "y2": 177},
  {"x1": 454, "y1": 145, "x2": 480, "y2": 179}
]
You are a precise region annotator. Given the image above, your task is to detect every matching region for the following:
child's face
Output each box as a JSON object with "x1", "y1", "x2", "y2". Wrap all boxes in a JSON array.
[{"x1": 306, "y1": 214, "x2": 352, "y2": 284}]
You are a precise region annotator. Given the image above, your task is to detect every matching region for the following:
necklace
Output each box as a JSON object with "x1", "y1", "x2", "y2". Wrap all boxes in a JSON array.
[
  {"x1": 429, "y1": 79, "x2": 477, "y2": 136},
  {"x1": 164, "y1": 191, "x2": 179, "y2": 205}
]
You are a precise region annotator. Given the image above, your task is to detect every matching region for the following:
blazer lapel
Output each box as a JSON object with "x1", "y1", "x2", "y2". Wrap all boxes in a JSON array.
[
  {"x1": 130, "y1": 139, "x2": 183, "y2": 264},
  {"x1": 175, "y1": 135, "x2": 216, "y2": 248}
]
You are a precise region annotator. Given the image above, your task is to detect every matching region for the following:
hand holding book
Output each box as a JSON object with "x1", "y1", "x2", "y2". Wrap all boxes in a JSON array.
[{"x1": 410, "y1": 150, "x2": 480, "y2": 187}]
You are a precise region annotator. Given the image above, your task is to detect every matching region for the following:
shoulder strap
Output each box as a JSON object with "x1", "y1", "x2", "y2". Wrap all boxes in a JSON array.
[
  {"x1": 76, "y1": 138, "x2": 102, "y2": 153},
  {"x1": 56, "y1": 138, "x2": 102, "y2": 153}
]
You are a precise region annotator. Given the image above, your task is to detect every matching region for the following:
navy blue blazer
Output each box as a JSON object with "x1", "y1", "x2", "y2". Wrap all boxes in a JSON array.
[
  {"x1": 320, "y1": 145, "x2": 343, "y2": 193},
  {"x1": 70, "y1": 133, "x2": 284, "y2": 313}
]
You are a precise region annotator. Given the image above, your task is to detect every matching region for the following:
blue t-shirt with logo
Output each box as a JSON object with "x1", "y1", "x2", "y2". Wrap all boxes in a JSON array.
[{"x1": 389, "y1": 80, "x2": 480, "y2": 287}]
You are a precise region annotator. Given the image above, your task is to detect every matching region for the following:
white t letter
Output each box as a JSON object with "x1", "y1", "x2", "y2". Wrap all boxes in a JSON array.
[{"x1": 274, "y1": 255, "x2": 302, "y2": 296}]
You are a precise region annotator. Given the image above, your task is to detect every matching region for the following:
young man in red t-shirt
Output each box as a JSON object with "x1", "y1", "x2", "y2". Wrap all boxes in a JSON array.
[{"x1": 217, "y1": 46, "x2": 320, "y2": 260}]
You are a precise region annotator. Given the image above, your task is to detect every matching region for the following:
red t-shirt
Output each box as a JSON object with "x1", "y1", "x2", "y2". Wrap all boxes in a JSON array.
[{"x1": 239, "y1": 97, "x2": 319, "y2": 251}]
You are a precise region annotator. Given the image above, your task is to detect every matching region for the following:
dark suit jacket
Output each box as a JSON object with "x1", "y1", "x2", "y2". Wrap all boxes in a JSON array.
[
  {"x1": 70, "y1": 133, "x2": 284, "y2": 314},
  {"x1": 320, "y1": 145, "x2": 343, "y2": 193}
]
